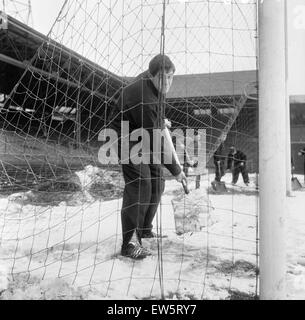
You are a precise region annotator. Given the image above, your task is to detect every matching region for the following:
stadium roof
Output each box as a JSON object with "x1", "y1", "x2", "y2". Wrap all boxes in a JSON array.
[
  {"x1": 0, "y1": 12, "x2": 123, "y2": 83},
  {"x1": 0, "y1": 12, "x2": 125, "y2": 99},
  {"x1": 0, "y1": 12, "x2": 258, "y2": 100},
  {"x1": 168, "y1": 70, "x2": 258, "y2": 99},
  {"x1": 291, "y1": 95, "x2": 305, "y2": 104}
]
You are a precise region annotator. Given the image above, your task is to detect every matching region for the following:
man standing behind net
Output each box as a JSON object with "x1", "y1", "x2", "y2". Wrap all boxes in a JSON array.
[
  {"x1": 111, "y1": 54, "x2": 186, "y2": 260},
  {"x1": 227, "y1": 146, "x2": 249, "y2": 186},
  {"x1": 298, "y1": 146, "x2": 305, "y2": 183},
  {"x1": 299, "y1": 146, "x2": 305, "y2": 158},
  {"x1": 213, "y1": 135, "x2": 227, "y2": 183}
]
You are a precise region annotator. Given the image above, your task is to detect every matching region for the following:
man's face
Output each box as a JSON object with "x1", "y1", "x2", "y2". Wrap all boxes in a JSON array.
[
  {"x1": 220, "y1": 134, "x2": 227, "y2": 143},
  {"x1": 152, "y1": 69, "x2": 174, "y2": 94}
]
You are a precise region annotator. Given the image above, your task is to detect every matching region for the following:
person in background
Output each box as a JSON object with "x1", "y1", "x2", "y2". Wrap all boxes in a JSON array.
[
  {"x1": 227, "y1": 146, "x2": 249, "y2": 186},
  {"x1": 213, "y1": 138, "x2": 226, "y2": 183},
  {"x1": 298, "y1": 147, "x2": 305, "y2": 157},
  {"x1": 299, "y1": 146, "x2": 305, "y2": 184}
]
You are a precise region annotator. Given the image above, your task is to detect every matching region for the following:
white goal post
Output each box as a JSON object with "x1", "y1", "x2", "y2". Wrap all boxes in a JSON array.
[{"x1": 259, "y1": 0, "x2": 287, "y2": 300}]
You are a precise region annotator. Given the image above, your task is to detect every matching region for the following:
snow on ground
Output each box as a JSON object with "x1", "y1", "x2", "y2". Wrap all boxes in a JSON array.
[
  {"x1": 285, "y1": 179, "x2": 305, "y2": 300},
  {"x1": 0, "y1": 168, "x2": 304, "y2": 300}
]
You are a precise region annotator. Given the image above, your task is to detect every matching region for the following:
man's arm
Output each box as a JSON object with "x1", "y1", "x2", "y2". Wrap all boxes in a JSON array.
[
  {"x1": 163, "y1": 127, "x2": 185, "y2": 178},
  {"x1": 240, "y1": 152, "x2": 247, "y2": 161},
  {"x1": 131, "y1": 102, "x2": 182, "y2": 177},
  {"x1": 214, "y1": 150, "x2": 220, "y2": 163}
]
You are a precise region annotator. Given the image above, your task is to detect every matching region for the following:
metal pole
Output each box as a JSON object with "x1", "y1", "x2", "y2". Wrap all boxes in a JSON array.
[{"x1": 259, "y1": 0, "x2": 287, "y2": 300}]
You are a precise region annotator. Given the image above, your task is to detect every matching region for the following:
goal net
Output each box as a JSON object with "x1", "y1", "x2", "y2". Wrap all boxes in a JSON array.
[
  {"x1": 0, "y1": 0, "x2": 32, "y2": 25},
  {"x1": 0, "y1": 0, "x2": 259, "y2": 300}
]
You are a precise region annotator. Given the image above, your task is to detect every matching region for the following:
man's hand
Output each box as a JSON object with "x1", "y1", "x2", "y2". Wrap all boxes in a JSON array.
[
  {"x1": 176, "y1": 171, "x2": 190, "y2": 194},
  {"x1": 240, "y1": 162, "x2": 245, "y2": 167},
  {"x1": 187, "y1": 159, "x2": 198, "y2": 168}
]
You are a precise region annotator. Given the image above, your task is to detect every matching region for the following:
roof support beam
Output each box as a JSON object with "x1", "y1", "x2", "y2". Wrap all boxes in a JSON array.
[{"x1": 0, "y1": 53, "x2": 108, "y2": 101}]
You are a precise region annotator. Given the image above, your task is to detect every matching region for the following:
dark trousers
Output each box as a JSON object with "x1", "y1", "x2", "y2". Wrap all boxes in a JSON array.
[
  {"x1": 214, "y1": 161, "x2": 225, "y2": 182},
  {"x1": 232, "y1": 165, "x2": 249, "y2": 184},
  {"x1": 121, "y1": 163, "x2": 165, "y2": 247}
]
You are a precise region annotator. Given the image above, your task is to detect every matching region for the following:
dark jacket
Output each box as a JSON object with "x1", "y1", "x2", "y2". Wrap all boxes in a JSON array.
[
  {"x1": 227, "y1": 150, "x2": 247, "y2": 170},
  {"x1": 214, "y1": 143, "x2": 226, "y2": 164},
  {"x1": 109, "y1": 71, "x2": 181, "y2": 177}
]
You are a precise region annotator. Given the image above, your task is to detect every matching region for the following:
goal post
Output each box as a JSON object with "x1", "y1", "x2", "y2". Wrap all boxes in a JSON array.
[
  {"x1": 259, "y1": 0, "x2": 287, "y2": 300},
  {"x1": 285, "y1": 0, "x2": 292, "y2": 197}
]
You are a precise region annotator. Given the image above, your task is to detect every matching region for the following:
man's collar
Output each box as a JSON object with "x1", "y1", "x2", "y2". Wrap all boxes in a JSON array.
[{"x1": 146, "y1": 70, "x2": 160, "y2": 98}]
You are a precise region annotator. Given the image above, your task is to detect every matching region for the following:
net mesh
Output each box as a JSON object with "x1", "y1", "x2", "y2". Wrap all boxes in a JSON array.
[
  {"x1": 0, "y1": 0, "x2": 259, "y2": 300},
  {"x1": 0, "y1": 0, "x2": 33, "y2": 25}
]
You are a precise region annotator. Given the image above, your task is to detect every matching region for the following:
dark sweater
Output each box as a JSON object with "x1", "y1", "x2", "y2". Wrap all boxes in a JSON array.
[
  {"x1": 227, "y1": 150, "x2": 247, "y2": 170},
  {"x1": 109, "y1": 71, "x2": 181, "y2": 177},
  {"x1": 214, "y1": 143, "x2": 226, "y2": 164}
]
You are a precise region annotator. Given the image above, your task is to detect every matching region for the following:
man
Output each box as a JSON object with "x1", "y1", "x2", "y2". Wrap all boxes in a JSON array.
[
  {"x1": 299, "y1": 147, "x2": 305, "y2": 184},
  {"x1": 298, "y1": 147, "x2": 305, "y2": 157},
  {"x1": 110, "y1": 54, "x2": 186, "y2": 260},
  {"x1": 227, "y1": 146, "x2": 249, "y2": 185},
  {"x1": 213, "y1": 138, "x2": 226, "y2": 183}
]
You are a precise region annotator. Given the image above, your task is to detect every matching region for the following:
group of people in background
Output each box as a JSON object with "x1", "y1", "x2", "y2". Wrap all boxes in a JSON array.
[
  {"x1": 213, "y1": 141, "x2": 249, "y2": 186},
  {"x1": 213, "y1": 145, "x2": 305, "y2": 187}
]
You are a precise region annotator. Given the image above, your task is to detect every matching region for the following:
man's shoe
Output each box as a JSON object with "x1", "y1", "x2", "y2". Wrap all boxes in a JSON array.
[
  {"x1": 121, "y1": 242, "x2": 151, "y2": 260},
  {"x1": 142, "y1": 231, "x2": 168, "y2": 239}
]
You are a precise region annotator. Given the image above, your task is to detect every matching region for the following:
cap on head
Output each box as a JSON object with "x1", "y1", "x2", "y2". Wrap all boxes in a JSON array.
[{"x1": 149, "y1": 54, "x2": 176, "y2": 77}]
